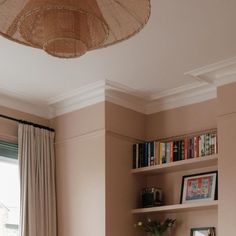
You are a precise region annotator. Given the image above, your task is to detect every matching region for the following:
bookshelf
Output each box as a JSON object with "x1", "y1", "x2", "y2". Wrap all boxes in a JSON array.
[
  {"x1": 131, "y1": 130, "x2": 218, "y2": 233},
  {"x1": 131, "y1": 154, "x2": 218, "y2": 175},
  {"x1": 132, "y1": 200, "x2": 218, "y2": 214}
]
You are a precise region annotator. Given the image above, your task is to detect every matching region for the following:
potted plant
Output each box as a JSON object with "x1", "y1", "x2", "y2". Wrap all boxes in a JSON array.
[{"x1": 134, "y1": 218, "x2": 176, "y2": 236}]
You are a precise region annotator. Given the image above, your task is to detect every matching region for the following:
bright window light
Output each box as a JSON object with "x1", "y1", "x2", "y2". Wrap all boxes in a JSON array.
[{"x1": 0, "y1": 156, "x2": 20, "y2": 236}]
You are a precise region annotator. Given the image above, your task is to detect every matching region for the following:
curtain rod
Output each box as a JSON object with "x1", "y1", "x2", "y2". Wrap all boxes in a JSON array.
[{"x1": 0, "y1": 114, "x2": 55, "y2": 132}]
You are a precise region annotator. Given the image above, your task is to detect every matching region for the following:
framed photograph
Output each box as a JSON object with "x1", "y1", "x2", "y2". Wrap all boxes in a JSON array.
[
  {"x1": 180, "y1": 171, "x2": 218, "y2": 204},
  {"x1": 191, "y1": 227, "x2": 216, "y2": 236}
]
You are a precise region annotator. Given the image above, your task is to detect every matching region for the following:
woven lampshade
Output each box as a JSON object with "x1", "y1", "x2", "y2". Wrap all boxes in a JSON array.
[{"x1": 0, "y1": 0, "x2": 151, "y2": 58}]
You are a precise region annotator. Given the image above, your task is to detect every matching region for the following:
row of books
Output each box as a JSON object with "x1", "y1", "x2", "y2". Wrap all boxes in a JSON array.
[{"x1": 132, "y1": 132, "x2": 217, "y2": 169}]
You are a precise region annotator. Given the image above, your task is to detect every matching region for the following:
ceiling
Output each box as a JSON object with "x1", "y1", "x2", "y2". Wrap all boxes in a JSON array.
[{"x1": 0, "y1": 0, "x2": 236, "y2": 117}]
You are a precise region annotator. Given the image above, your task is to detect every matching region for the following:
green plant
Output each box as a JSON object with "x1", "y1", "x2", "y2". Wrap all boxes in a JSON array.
[{"x1": 134, "y1": 218, "x2": 176, "y2": 236}]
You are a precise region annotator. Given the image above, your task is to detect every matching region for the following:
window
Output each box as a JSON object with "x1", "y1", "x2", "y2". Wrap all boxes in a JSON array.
[{"x1": 0, "y1": 141, "x2": 19, "y2": 236}]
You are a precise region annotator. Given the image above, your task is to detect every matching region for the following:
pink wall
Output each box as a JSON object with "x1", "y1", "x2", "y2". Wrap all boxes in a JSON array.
[
  {"x1": 2, "y1": 84, "x2": 236, "y2": 236},
  {"x1": 217, "y1": 83, "x2": 236, "y2": 235},
  {"x1": 105, "y1": 102, "x2": 146, "y2": 236},
  {"x1": 52, "y1": 102, "x2": 106, "y2": 236},
  {"x1": 105, "y1": 100, "x2": 218, "y2": 236},
  {"x1": 0, "y1": 105, "x2": 49, "y2": 142},
  {"x1": 144, "y1": 100, "x2": 218, "y2": 236},
  {"x1": 146, "y1": 99, "x2": 217, "y2": 140}
]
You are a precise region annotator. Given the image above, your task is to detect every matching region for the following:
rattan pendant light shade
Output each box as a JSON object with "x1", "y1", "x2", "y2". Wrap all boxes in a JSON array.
[{"x1": 0, "y1": 0, "x2": 151, "y2": 58}]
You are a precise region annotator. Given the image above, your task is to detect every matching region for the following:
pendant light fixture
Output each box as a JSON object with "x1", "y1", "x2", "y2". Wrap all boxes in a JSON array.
[{"x1": 0, "y1": 0, "x2": 151, "y2": 58}]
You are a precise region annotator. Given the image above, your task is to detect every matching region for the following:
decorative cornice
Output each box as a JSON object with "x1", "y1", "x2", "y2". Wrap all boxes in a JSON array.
[
  {"x1": 48, "y1": 80, "x2": 106, "y2": 118},
  {"x1": 146, "y1": 84, "x2": 216, "y2": 114},
  {"x1": 0, "y1": 57, "x2": 236, "y2": 118},
  {"x1": 184, "y1": 57, "x2": 236, "y2": 78}
]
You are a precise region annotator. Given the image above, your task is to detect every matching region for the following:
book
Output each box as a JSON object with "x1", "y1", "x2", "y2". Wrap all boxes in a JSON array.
[
  {"x1": 170, "y1": 141, "x2": 174, "y2": 162},
  {"x1": 166, "y1": 142, "x2": 171, "y2": 163},
  {"x1": 205, "y1": 133, "x2": 211, "y2": 156},
  {"x1": 188, "y1": 137, "x2": 194, "y2": 159},
  {"x1": 132, "y1": 144, "x2": 136, "y2": 169},
  {"x1": 173, "y1": 141, "x2": 178, "y2": 162},
  {"x1": 155, "y1": 142, "x2": 160, "y2": 165},
  {"x1": 139, "y1": 143, "x2": 145, "y2": 167},
  {"x1": 135, "y1": 144, "x2": 139, "y2": 168},
  {"x1": 194, "y1": 136, "x2": 199, "y2": 158},
  {"x1": 132, "y1": 131, "x2": 218, "y2": 168},
  {"x1": 150, "y1": 142, "x2": 155, "y2": 166},
  {"x1": 181, "y1": 140, "x2": 185, "y2": 160},
  {"x1": 160, "y1": 142, "x2": 166, "y2": 164},
  {"x1": 178, "y1": 140, "x2": 182, "y2": 161},
  {"x1": 184, "y1": 138, "x2": 188, "y2": 160},
  {"x1": 200, "y1": 134, "x2": 205, "y2": 157}
]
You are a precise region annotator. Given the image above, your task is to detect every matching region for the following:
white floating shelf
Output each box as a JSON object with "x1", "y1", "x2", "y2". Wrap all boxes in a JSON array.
[
  {"x1": 131, "y1": 154, "x2": 218, "y2": 175},
  {"x1": 132, "y1": 200, "x2": 218, "y2": 214}
]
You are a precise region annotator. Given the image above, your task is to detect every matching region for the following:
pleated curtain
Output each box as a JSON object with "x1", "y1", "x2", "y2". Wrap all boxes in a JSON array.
[{"x1": 18, "y1": 124, "x2": 57, "y2": 236}]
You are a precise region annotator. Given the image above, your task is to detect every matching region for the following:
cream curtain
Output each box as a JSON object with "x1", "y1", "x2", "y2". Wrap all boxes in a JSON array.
[{"x1": 18, "y1": 124, "x2": 57, "y2": 236}]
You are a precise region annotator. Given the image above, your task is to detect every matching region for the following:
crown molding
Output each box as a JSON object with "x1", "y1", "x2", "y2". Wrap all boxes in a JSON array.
[
  {"x1": 184, "y1": 57, "x2": 236, "y2": 78},
  {"x1": 48, "y1": 80, "x2": 106, "y2": 118},
  {"x1": 1, "y1": 57, "x2": 236, "y2": 119},
  {"x1": 146, "y1": 84, "x2": 216, "y2": 114}
]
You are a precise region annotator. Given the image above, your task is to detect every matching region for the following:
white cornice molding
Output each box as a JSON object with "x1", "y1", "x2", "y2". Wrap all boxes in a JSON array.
[
  {"x1": 48, "y1": 80, "x2": 106, "y2": 118},
  {"x1": 1, "y1": 57, "x2": 236, "y2": 118},
  {"x1": 146, "y1": 84, "x2": 216, "y2": 114},
  {"x1": 184, "y1": 57, "x2": 236, "y2": 78}
]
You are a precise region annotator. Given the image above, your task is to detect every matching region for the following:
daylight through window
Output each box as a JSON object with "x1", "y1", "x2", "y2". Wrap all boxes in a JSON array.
[{"x1": 0, "y1": 141, "x2": 19, "y2": 236}]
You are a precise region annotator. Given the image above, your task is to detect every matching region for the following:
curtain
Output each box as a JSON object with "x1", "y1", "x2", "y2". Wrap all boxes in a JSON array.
[{"x1": 18, "y1": 124, "x2": 57, "y2": 236}]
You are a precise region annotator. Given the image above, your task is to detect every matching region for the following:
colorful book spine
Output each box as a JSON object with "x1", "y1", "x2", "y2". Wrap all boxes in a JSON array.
[
  {"x1": 139, "y1": 143, "x2": 144, "y2": 167},
  {"x1": 155, "y1": 142, "x2": 160, "y2": 165},
  {"x1": 194, "y1": 136, "x2": 199, "y2": 158},
  {"x1": 181, "y1": 140, "x2": 185, "y2": 160},
  {"x1": 132, "y1": 132, "x2": 218, "y2": 168},
  {"x1": 150, "y1": 142, "x2": 155, "y2": 166},
  {"x1": 135, "y1": 144, "x2": 139, "y2": 168},
  {"x1": 205, "y1": 133, "x2": 211, "y2": 156},
  {"x1": 166, "y1": 142, "x2": 171, "y2": 163},
  {"x1": 178, "y1": 140, "x2": 182, "y2": 161},
  {"x1": 133, "y1": 144, "x2": 136, "y2": 169},
  {"x1": 184, "y1": 138, "x2": 188, "y2": 160},
  {"x1": 170, "y1": 141, "x2": 174, "y2": 162},
  {"x1": 200, "y1": 134, "x2": 205, "y2": 157},
  {"x1": 160, "y1": 142, "x2": 166, "y2": 164},
  {"x1": 173, "y1": 141, "x2": 178, "y2": 162},
  {"x1": 147, "y1": 142, "x2": 151, "y2": 166}
]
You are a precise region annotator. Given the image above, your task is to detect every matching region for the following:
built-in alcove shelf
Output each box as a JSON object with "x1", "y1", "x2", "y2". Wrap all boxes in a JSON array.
[
  {"x1": 131, "y1": 154, "x2": 218, "y2": 175},
  {"x1": 132, "y1": 200, "x2": 218, "y2": 214}
]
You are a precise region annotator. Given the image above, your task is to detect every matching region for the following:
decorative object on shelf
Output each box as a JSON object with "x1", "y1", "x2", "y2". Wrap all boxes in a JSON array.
[
  {"x1": 0, "y1": 0, "x2": 150, "y2": 58},
  {"x1": 191, "y1": 227, "x2": 216, "y2": 236},
  {"x1": 132, "y1": 131, "x2": 217, "y2": 169},
  {"x1": 141, "y1": 187, "x2": 163, "y2": 208},
  {"x1": 180, "y1": 171, "x2": 218, "y2": 204},
  {"x1": 134, "y1": 218, "x2": 176, "y2": 236}
]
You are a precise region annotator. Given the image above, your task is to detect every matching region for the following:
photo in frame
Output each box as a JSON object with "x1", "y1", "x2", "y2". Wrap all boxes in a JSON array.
[
  {"x1": 191, "y1": 227, "x2": 216, "y2": 236},
  {"x1": 180, "y1": 171, "x2": 218, "y2": 204}
]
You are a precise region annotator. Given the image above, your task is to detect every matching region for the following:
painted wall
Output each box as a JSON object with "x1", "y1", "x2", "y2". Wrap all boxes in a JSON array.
[
  {"x1": 146, "y1": 99, "x2": 217, "y2": 140},
  {"x1": 105, "y1": 102, "x2": 146, "y2": 236},
  {"x1": 2, "y1": 88, "x2": 235, "y2": 236},
  {"x1": 144, "y1": 100, "x2": 218, "y2": 236},
  {"x1": 0, "y1": 105, "x2": 49, "y2": 142},
  {"x1": 217, "y1": 83, "x2": 236, "y2": 235},
  {"x1": 52, "y1": 102, "x2": 106, "y2": 236},
  {"x1": 105, "y1": 100, "x2": 218, "y2": 236}
]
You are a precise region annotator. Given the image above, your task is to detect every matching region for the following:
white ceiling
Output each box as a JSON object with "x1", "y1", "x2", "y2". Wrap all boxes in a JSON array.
[{"x1": 0, "y1": 0, "x2": 236, "y2": 117}]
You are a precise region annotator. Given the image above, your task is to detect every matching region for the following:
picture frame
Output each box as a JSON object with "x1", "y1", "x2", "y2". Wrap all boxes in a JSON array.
[
  {"x1": 180, "y1": 171, "x2": 218, "y2": 204},
  {"x1": 191, "y1": 227, "x2": 216, "y2": 236}
]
